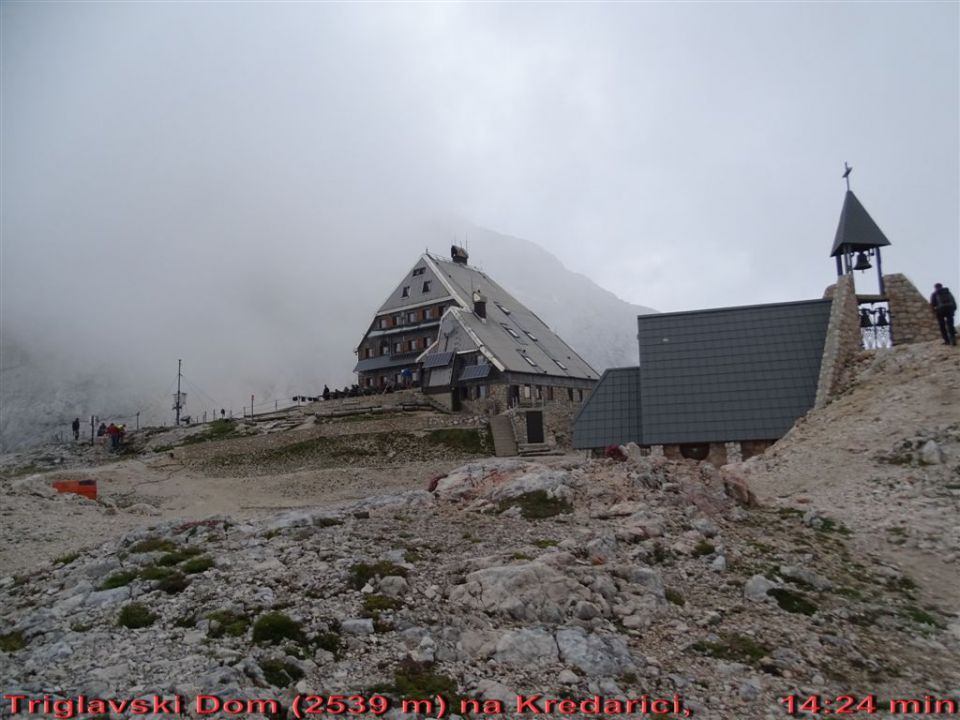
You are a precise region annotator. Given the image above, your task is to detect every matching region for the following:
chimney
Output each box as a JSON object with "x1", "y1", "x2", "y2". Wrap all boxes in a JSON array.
[
  {"x1": 451, "y1": 245, "x2": 469, "y2": 265},
  {"x1": 472, "y1": 290, "x2": 487, "y2": 319}
]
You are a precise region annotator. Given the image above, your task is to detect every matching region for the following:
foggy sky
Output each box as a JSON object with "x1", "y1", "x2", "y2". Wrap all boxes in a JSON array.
[{"x1": 1, "y1": 2, "x2": 958, "y2": 423}]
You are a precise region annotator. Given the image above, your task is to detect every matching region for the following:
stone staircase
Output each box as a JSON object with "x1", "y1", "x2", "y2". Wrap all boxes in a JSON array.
[{"x1": 489, "y1": 415, "x2": 517, "y2": 457}]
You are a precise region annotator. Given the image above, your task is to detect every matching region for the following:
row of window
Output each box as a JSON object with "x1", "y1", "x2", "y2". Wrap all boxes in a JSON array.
[
  {"x1": 512, "y1": 384, "x2": 584, "y2": 403},
  {"x1": 363, "y1": 335, "x2": 433, "y2": 358},
  {"x1": 376, "y1": 304, "x2": 446, "y2": 330},
  {"x1": 401, "y1": 280, "x2": 432, "y2": 297}
]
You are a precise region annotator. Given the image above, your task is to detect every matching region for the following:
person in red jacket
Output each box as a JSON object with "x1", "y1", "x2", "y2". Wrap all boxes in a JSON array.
[{"x1": 107, "y1": 423, "x2": 120, "y2": 450}]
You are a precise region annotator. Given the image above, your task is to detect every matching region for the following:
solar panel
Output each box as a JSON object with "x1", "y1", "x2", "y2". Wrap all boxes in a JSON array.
[{"x1": 422, "y1": 352, "x2": 454, "y2": 368}]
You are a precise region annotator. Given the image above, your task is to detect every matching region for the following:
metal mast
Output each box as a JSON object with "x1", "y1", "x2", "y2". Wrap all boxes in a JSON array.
[{"x1": 175, "y1": 359, "x2": 182, "y2": 425}]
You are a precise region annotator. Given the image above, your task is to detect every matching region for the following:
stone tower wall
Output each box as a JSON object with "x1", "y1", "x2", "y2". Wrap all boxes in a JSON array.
[
  {"x1": 814, "y1": 274, "x2": 861, "y2": 408},
  {"x1": 884, "y1": 273, "x2": 941, "y2": 345}
]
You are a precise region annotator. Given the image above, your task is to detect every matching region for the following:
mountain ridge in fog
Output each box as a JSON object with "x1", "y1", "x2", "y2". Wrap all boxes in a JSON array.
[{"x1": 0, "y1": 226, "x2": 654, "y2": 451}]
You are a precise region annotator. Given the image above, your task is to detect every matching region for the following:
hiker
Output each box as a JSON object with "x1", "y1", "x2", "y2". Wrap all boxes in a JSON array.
[
  {"x1": 930, "y1": 283, "x2": 957, "y2": 346},
  {"x1": 107, "y1": 423, "x2": 120, "y2": 450},
  {"x1": 71, "y1": 417, "x2": 80, "y2": 441},
  {"x1": 97, "y1": 422, "x2": 107, "y2": 437},
  {"x1": 323, "y1": 385, "x2": 331, "y2": 401}
]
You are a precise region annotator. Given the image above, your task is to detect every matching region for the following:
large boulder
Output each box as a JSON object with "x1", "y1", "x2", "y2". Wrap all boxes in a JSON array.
[
  {"x1": 449, "y1": 562, "x2": 591, "y2": 622},
  {"x1": 556, "y1": 627, "x2": 636, "y2": 677},
  {"x1": 493, "y1": 628, "x2": 559, "y2": 666}
]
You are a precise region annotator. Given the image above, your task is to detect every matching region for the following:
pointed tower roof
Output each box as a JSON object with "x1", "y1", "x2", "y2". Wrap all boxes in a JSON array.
[{"x1": 830, "y1": 190, "x2": 892, "y2": 257}]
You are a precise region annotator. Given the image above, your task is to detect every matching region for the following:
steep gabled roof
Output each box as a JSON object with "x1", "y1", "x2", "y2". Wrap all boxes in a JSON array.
[
  {"x1": 376, "y1": 258, "x2": 454, "y2": 313},
  {"x1": 830, "y1": 190, "x2": 892, "y2": 257},
  {"x1": 424, "y1": 255, "x2": 598, "y2": 380},
  {"x1": 636, "y1": 299, "x2": 832, "y2": 443}
]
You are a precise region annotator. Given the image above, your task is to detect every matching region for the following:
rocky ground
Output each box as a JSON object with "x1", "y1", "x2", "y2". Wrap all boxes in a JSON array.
[{"x1": 1, "y1": 342, "x2": 958, "y2": 720}]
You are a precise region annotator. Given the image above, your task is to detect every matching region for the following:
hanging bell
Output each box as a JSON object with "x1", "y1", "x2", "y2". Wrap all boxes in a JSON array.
[{"x1": 853, "y1": 251, "x2": 872, "y2": 271}]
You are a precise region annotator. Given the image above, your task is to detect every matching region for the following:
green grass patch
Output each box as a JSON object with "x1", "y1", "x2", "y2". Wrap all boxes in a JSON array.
[
  {"x1": 665, "y1": 588, "x2": 685, "y2": 606},
  {"x1": 691, "y1": 633, "x2": 770, "y2": 665},
  {"x1": 692, "y1": 540, "x2": 716, "y2": 557},
  {"x1": 259, "y1": 658, "x2": 304, "y2": 688},
  {"x1": 533, "y1": 539, "x2": 558, "y2": 549},
  {"x1": 54, "y1": 552, "x2": 80, "y2": 566},
  {"x1": 182, "y1": 419, "x2": 244, "y2": 445},
  {"x1": 139, "y1": 565, "x2": 176, "y2": 581},
  {"x1": 118, "y1": 603, "x2": 157, "y2": 629},
  {"x1": 207, "y1": 610, "x2": 250, "y2": 638},
  {"x1": 425, "y1": 428, "x2": 489, "y2": 455},
  {"x1": 252, "y1": 613, "x2": 304, "y2": 645},
  {"x1": 835, "y1": 586, "x2": 864, "y2": 600},
  {"x1": 497, "y1": 490, "x2": 572, "y2": 520},
  {"x1": 0, "y1": 631, "x2": 26, "y2": 652},
  {"x1": 371, "y1": 659, "x2": 459, "y2": 701},
  {"x1": 315, "y1": 516, "x2": 343, "y2": 528},
  {"x1": 349, "y1": 561, "x2": 408, "y2": 590},
  {"x1": 181, "y1": 556, "x2": 214, "y2": 574},
  {"x1": 98, "y1": 570, "x2": 139, "y2": 590},
  {"x1": 129, "y1": 537, "x2": 177, "y2": 554},
  {"x1": 315, "y1": 631, "x2": 345, "y2": 658},
  {"x1": 156, "y1": 547, "x2": 204, "y2": 566},
  {"x1": 362, "y1": 594, "x2": 403, "y2": 617},
  {"x1": 173, "y1": 612, "x2": 197, "y2": 628},
  {"x1": 901, "y1": 606, "x2": 942, "y2": 627},
  {"x1": 156, "y1": 572, "x2": 190, "y2": 595},
  {"x1": 768, "y1": 587, "x2": 819, "y2": 616}
]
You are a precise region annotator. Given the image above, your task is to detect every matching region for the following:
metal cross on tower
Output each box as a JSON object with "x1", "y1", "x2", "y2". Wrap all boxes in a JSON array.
[{"x1": 842, "y1": 162, "x2": 852, "y2": 191}]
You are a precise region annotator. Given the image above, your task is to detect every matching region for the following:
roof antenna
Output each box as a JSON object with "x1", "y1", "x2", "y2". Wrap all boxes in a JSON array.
[{"x1": 842, "y1": 162, "x2": 853, "y2": 192}]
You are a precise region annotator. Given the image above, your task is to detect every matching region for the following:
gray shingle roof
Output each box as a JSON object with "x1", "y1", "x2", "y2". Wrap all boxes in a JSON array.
[
  {"x1": 425, "y1": 256, "x2": 598, "y2": 381},
  {"x1": 637, "y1": 299, "x2": 831, "y2": 444},
  {"x1": 572, "y1": 368, "x2": 641, "y2": 449},
  {"x1": 377, "y1": 261, "x2": 453, "y2": 312},
  {"x1": 572, "y1": 298, "x2": 832, "y2": 448},
  {"x1": 830, "y1": 190, "x2": 892, "y2": 257}
]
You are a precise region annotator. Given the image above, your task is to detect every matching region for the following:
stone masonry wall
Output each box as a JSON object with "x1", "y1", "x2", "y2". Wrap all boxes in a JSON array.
[
  {"x1": 814, "y1": 274, "x2": 861, "y2": 408},
  {"x1": 884, "y1": 273, "x2": 941, "y2": 345}
]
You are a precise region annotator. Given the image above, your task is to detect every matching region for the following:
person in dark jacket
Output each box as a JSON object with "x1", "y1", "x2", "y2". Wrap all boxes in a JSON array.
[
  {"x1": 930, "y1": 283, "x2": 957, "y2": 346},
  {"x1": 71, "y1": 417, "x2": 80, "y2": 441}
]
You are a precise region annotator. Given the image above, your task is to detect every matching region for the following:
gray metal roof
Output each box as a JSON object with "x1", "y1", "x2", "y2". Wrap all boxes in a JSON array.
[
  {"x1": 572, "y1": 368, "x2": 641, "y2": 449},
  {"x1": 830, "y1": 190, "x2": 892, "y2": 257},
  {"x1": 426, "y1": 256, "x2": 599, "y2": 381},
  {"x1": 637, "y1": 299, "x2": 832, "y2": 444},
  {"x1": 353, "y1": 353, "x2": 419, "y2": 373}
]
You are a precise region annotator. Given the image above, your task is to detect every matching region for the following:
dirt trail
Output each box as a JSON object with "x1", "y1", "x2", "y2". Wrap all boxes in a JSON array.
[{"x1": 0, "y1": 452, "x2": 480, "y2": 575}]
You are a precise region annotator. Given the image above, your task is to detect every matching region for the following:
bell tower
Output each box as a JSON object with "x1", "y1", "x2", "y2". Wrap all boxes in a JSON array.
[{"x1": 830, "y1": 163, "x2": 891, "y2": 296}]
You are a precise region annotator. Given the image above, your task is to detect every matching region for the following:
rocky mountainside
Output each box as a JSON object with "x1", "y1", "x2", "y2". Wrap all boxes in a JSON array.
[{"x1": 4, "y1": 456, "x2": 958, "y2": 719}]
